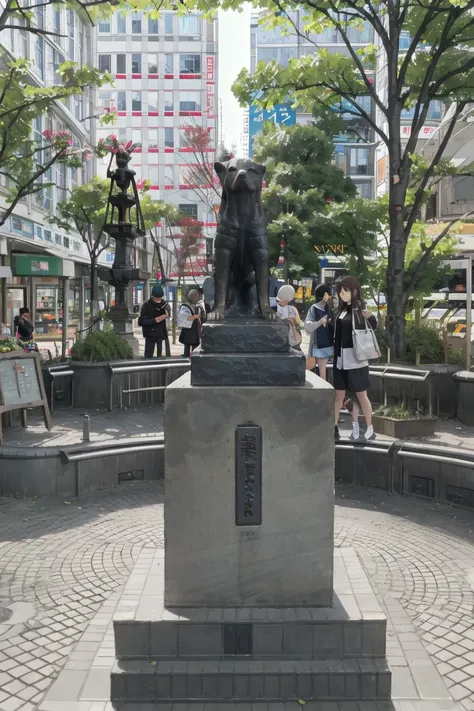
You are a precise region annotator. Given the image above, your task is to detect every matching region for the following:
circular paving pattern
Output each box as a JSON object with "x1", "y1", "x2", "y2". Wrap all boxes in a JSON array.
[{"x1": 0, "y1": 482, "x2": 473, "y2": 710}]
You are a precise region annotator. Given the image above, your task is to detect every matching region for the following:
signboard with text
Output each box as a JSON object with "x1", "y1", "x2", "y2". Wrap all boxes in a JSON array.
[
  {"x1": 12, "y1": 254, "x2": 63, "y2": 277},
  {"x1": 248, "y1": 102, "x2": 296, "y2": 157}
]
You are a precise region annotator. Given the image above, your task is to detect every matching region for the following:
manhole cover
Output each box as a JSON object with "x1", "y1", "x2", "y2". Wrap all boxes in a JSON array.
[{"x1": 0, "y1": 607, "x2": 13, "y2": 624}]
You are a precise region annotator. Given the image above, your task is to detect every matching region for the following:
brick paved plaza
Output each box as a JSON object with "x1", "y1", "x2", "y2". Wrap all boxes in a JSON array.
[{"x1": 0, "y1": 482, "x2": 472, "y2": 710}]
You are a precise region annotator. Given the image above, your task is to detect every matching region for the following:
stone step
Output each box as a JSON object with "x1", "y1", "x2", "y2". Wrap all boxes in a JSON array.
[
  {"x1": 109, "y1": 704, "x2": 460, "y2": 711},
  {"x1": 111, "y1": 658, "x2": 391, "y2": 703},
  {"x1": 114, "y1": 617, "x2": 387, "y2": 661}
]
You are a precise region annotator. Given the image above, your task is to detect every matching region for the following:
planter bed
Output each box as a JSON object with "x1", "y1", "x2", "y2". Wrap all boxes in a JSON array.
[{"x1": 373, "y1": 414, "x2": 436, "y2": 439}]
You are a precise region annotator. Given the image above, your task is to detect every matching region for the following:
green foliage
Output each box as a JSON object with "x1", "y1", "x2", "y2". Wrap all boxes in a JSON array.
[
  {"x1": 70, "y1": 331, "x2": 133, "y2": 362},
  {"x1": 404, "y1": 323, "x2": 444, "y2": 363},
  {"x1": 253, "y1": 122, "x2": 356, "y2": 274},
  {"x1": 0, "y1": 57, "x2": 110, "y2": 226},
  {"x1": 0, "y1": 337, "x2": 21, "y2": 353},
  {"x1": 374, "y1": 404, "x2": 414, "y2": 420},
  {"x1": 448, "y1": 347, "x2": 465, "y2": 367}
]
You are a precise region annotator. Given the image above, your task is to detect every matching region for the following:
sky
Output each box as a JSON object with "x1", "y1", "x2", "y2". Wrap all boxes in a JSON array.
[{"x1": 218, "y1": 6, "x2": 252, "y2": 151}]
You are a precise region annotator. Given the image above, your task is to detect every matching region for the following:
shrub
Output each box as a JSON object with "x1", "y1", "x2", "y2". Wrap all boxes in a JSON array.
[
  {"x1": 404, "y1": 323, "x2": 443, "y2": 363},
  {"x1": 448, "y1": 347, "x2": 465, "y2": 368},
  {"x1": 0, "y1": 337, "x2": 21, "y2": 353},
  {"x1": 70, "y1": 330, "x2": 133, "y2": 362}
]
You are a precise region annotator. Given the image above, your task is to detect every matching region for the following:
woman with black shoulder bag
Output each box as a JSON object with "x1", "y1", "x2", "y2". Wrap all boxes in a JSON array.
[{"x1": 333, "y1": 276, "x2": 380, "y2": 442}]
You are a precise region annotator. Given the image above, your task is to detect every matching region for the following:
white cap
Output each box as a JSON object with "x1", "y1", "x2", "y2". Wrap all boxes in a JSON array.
[{"x1": 277, "y1": 285, "x2": 295, "y2": 302}]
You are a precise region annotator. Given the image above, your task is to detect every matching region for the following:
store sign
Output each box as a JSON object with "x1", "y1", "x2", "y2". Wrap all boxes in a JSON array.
[
  {"x1": 206, "y1": 56, "x2": 214, "y2": 81},
  {"x1": 206, "y1": 82, "x2": 215, "y2": 117},
  {"x1": 12, "y1": 254, "x2": 64, "y2": 277},
  {"x1": 401, "y1": 125, "x2": 438, "y2": 138},
  {"x1": 248, "y1": 102, "x2": 296, "y2": 157}
]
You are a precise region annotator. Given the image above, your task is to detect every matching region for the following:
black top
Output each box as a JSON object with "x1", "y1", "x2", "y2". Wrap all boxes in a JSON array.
[
  {"x1": 14, "y1": 315, "x2": 34, "y2": 340},
  {"x1": 138, "y1": 299, "x2": 169, "y2": 339},
  {"x1": 334, "y1": 306, "x2": 377, "y2": 357}
]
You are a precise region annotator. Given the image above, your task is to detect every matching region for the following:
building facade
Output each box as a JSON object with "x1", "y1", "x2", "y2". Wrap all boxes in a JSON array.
[
  {"x1": 95, "y1": 10, "x2": 219, "y2": 286},
  {"x1": 0, "y1": 2, "x2": 110, "y2": 345},
  {"x1": 249, "y1": 11, "x2": 376, "y2": 199}
]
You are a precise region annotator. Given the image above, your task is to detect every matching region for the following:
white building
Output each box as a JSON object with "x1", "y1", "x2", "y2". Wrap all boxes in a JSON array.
[
  {"x1": 95, "y1": 10, "x2": 219, "y2": 285},
  {"x1": 0, "y1": 3, "x2": 107, "y2": 344}
]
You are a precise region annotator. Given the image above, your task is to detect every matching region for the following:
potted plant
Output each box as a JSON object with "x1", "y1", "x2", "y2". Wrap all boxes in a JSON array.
[
  {"x1": 373, "y1": 404, "x2": 436, "y2": 439},
  {"x1": 70, "y1": 329, "x2": 133, "y2": 409},
  {"x1": 0, "y1": 338, "x2": 21, "y2": 355}
]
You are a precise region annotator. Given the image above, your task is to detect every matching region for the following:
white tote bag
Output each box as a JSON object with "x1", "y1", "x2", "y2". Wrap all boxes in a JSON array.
[{"x1": 352, "y1": 310, "x2": 381, "y2": 361}]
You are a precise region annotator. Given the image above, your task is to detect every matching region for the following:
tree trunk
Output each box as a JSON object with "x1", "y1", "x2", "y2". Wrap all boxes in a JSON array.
[
  {"x1": 283, "y1": 237, "x2": 289, "y2": 284},
  {"x1": 386, "y1": 210, "x2": 407, "y2": 360},
  {"x1": 90, "y1": 257, "x2": 99, "y2": 328}
]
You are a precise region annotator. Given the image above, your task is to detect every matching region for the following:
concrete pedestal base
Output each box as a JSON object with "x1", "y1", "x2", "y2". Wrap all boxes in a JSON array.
[
  {"x1": 111, "y1": 548, "x2": 391, "y2": 703},
  {"x1": 164, "y1": 371, "x2": 335, "y2": 608}
]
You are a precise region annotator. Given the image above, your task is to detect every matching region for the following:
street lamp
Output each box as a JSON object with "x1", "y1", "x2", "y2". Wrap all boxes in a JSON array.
[{"x1": 100, "y1": 144, "x2": 151, "y2": 355}]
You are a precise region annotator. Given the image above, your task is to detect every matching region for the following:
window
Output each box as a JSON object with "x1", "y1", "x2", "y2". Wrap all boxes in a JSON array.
[
  {"x1": 344, "y1": 16, "x2": 372, "y2": 43},
  {"x1": 132, "y1": 54, "x2": 142, "y2": 74},
  {"x1": 355, "y1": 182, "x2": 372, "y2": 199},
  {"x1": 147, "y1": 92, "x2": 158, "y2": 112},
  {"x1": 35, "y1": 6, "x2": 45, "y2": 29},
  {"x1": 132, "y1": 92, "x2": 142, "y2": 111},
  {"x1": 148, "y1": 54, "x2": 158, "y2": 74},
  {"x1": 165, "y1": 127, "x2": 174, "y2": 148},
  {"x1": 54, "y1": 8, "x2": 61, "y2": 34},
  {"x1": 35, "y1": 37, "x2": 44, "y2": 79},
  {"x1": 99, "y1": 90, "x2": 116, "y2": 111},
  {"x1": 132, "y1": 13, "x2": 142, "y2": 33},
  {"x1": 258, "y1": 46, "x2": 298, "y2": 68},
  {"x1": 179, "y1": 203, "x2": 198, "y2": 219},
  {"x1": 148, "y1": 16, "x2": 158, "y2": 34},
  {"x1": 149, "y1": 166, "x2": 159, "y2": 185},
  {"x1": 179, "y1": 15, "x2": 200, "y2": 34},
  {"x1": 67, "y1": 10, "x2": 74, "y2": 59},
  {"x1": 53, "y1": 49, "x2": 65, "y2": 83},
  {"x1": 180, "y1": 91, "x2": 201, "y2": 112},
  {"x1": 117, "y1": 91, "x2": 126, "y2": 111},
  {"x1": 19, "y1": 28, "x2": 27, "y2": 58},
  {"x1": 164, "y1": 53, "x2": 174, "y2": 74},
  {"x1": 98, "y1": 18, "x2": 110, "y2": 33},
  {"x1": 164, "y1": 14, "x2": 173, "y2": 33},
  {"x1": 132, "y1": 129, "x2": 142, "y2": 149},
  {"x1": 349, "y1": 148, "x2": 369, "y2": 176},
  {"x1": 148, "y1": 130, "x2": 158, "y2": 149},
  {"x1": 117, "y1": 54, "x2": 126, "y2": 74},
  {"x1": 164, "y1": 92, "x2": 174, "y2": 111},
  {"x1": 165, "y1": 165, "x2": 174, "y2": 185},
  {"x1": 117, "y1": 13, "x2": 126, "y2": 33},
  {"x1": 180, "y1": 54, "x2": 201, "y2": 74},
  {"x1": 56, "y1": 163, "x2": 67, "y2": 201},
  {"x1": 98, "y1": 54, "x2": 111, "y2": 72}
]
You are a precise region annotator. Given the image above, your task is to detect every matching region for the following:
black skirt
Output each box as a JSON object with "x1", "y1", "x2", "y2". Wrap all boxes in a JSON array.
[{"x1": 333, "y1": 365, "x2": 370, "y2": 393}]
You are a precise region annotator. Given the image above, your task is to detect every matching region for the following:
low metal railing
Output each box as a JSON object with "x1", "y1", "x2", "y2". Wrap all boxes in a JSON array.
[{"x1": 108, "y1": 359, "x2": 190, "y2": 410}]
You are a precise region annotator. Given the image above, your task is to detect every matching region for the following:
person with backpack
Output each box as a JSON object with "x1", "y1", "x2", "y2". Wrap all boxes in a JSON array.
[
  {"x1": 276, "y1": 284, "x2": 302, "y2": 349},
  {"x1": 138, "y1": 285, "x2": 170, "y2": 358},
  {"x1": 14, "y1": 307, "x2": 34, "y2": 342},
  {"x1": 177, "y1": 289, "x2": 202, "y2": 357},
  {"x1": 304, "y1": 283, "x2": 334, "y2": 381}
]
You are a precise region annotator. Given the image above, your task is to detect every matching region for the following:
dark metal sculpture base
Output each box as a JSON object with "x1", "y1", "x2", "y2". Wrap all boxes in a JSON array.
[
  {"x1": 201, "y1": 320, "x2": 289, "y2": 353},
  {"x1": 191, "y1": 320, "x2": 305, "y2": 387}
]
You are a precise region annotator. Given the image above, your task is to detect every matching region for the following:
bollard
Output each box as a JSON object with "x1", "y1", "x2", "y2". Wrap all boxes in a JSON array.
[{"x1": 82, "y1": 414, "x2": 90, "y2": 442}]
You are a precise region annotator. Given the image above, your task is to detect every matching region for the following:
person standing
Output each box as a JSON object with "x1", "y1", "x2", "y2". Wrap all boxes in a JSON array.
[
  {"x1": 276, "y1": 284, "x2": 302, "y2": 349},
  {"x1": 304, "y1": 283, "x2": 333, "y2": 381},
  {"x1": 138, "y1": 285, "x2": 169, "y2": 358},
  {"x1": 14, "y1": 307, "x2": 34, "y2": 342},
  {"x1": 333, "y1": 275, "x2": 377, "y2": 442},
  {"x1": 178, "y1": 289, "x2": 201, "y2": 357}
]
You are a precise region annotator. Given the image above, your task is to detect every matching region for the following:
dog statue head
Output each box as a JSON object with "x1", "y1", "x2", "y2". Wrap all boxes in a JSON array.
[{"x1": 214, "y1": 158, "x2": 266, "y2": 198}]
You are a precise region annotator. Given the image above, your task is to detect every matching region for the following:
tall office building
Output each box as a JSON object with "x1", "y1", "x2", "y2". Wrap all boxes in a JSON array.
[
  {"x1": 0, "y1": 4, "x2": 104, "y2": 345},
  {"x1": 96, "y1": 11, "x2": 219, "y2": 283},
  {"x1": 250, "y1": 11, "x2": 376, "y2": 199}
]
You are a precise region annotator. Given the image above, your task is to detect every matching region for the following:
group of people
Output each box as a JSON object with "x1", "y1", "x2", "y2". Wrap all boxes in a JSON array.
[
  {"x1": 276, "y1": 276, "x2": 376, "y2": 442},
  {"x1": 138, "y1": 285, "x2": 209, "y2": 359},
  {"x1": 141, "y1": 276, "x2": 377, "y2": 442}
]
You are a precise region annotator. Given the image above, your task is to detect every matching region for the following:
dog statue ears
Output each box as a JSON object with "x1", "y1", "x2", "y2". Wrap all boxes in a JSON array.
[{"x1": 214, "y1": 159, "x2": 266, "y2": 188}]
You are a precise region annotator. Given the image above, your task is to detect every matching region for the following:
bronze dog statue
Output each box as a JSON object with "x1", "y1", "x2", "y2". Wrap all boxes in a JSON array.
[{"x1": 209, "y1": 158, "x2": 276, "y2": 321}]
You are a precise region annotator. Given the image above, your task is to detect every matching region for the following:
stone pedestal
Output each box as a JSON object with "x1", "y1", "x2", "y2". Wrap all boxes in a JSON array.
[{"x1": 164, "y1": 371, "x2": 334, "y2": 608}]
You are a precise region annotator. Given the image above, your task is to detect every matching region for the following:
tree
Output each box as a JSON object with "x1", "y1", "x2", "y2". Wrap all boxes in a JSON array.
[
  {"x1": 0, "y1": 58, "x2": 111, "y2": 227},
  {"x1": 167, "y1": 216, "x2": 208, "y2": 286},
  {"x1": 231, "y1": 0, "x2": 474, "y2": 357},
  {"x1": 179, "y1": 123, "x2": 221, "y2": 214},
  {"x1": 253, "y1": 122, "x2": 357, "y2": 279}
]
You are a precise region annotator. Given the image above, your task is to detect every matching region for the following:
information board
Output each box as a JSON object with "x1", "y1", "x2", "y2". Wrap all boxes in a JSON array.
[
  {"x1": 0, "y1": 358, "x2": 42, "y2": 407},
  {"x1": 0, "y1": 352, "x2": 51, "y2": 444}
]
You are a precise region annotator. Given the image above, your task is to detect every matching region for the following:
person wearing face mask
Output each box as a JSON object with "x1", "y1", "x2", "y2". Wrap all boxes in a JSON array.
[
  {"x1": 334, "y1": 275, "x2": 377, "y2": 442},
  {"x1": 304, "y1": 283, "x2": 334, "y2": 381}
]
